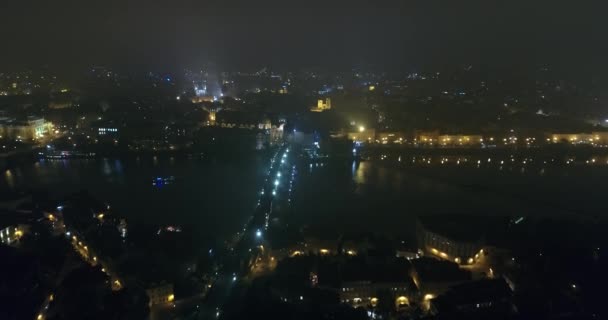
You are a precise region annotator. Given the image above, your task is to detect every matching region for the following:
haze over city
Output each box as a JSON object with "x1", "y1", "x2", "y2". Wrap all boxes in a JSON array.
[{"x1": 0, "y1": 1, "x2": 607, "y2": 320}]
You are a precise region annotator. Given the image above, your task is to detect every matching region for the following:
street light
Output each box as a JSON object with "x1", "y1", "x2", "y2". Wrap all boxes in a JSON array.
[{"x1": 256, "y1": 229, "x2": 262, "y2": 238}]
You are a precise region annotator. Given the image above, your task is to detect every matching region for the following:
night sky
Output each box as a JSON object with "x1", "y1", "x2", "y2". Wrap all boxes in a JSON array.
[{"x1": 1, "y1": 0, "x2": 605, "y2": 72}]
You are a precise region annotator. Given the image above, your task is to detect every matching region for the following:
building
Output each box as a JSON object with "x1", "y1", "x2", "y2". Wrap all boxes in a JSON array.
[
  {"x1": 347, "y1": 127, "x2": 375, "y2": 143},
  {"x1": 310, "y1": 98, "x2": 331, "y2": 112},
  {"x1": 438, "y1": 134, "x2": 484, "y2": 147},
  {"x1": 416, "y1": 216, "x2": 485, "y2": 265},
  {"x1": 337, "y1": 258, "x2": 418, "y2": 310},
  {"x1": 411, "y1": 257, "x2": 471, "y2": 304},
  {"x1": 0, "y1": 215, "x2": 28, "y2": 246},
  {"x1": 548, "y1": 132, "x2": 608, "y2": 145},
  {"x1": 0, "y1": 116, "x2": 53, "y2": 140},
  {"x1": 414, "y1": 130, "x2": 440, "y2": 145},
  {"x1": 376, "y1": 132, "x2": 407, "y2": 144},
  {"x1": 145, "y1": 282, "x2": 174, "y2": 306},
  {"x1": 414, "y1": 131, "x2": 484, "y2": 147}
]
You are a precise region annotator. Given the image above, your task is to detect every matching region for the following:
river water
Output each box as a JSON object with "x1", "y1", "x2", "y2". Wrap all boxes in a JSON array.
[
  {"x1": 3, "y1": 153, "x2": 608, "y2": 244},
  {"x1": 1, "y1": 155, "x2": 266, "y2": 242},
  {"x1": 291, "y1": 154, "x2": 608, "y2": 239}
]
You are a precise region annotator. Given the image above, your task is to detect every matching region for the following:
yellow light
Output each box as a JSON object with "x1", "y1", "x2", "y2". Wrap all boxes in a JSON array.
[
  {"x1": 347, "y1": 250, "x2": 356, "y2": 256},
  {"x1": 320, "y1": 249, "x2": 330, "y2": 254},
  {"x1": 424, "y1": 294, "x2": 435, "y2": 301},
  {"x1": 37, "y1": 314, "x2": 43, "y2": 320},
  {"x1": 167, "y1": 294, "x2": 175, "y2": 302},
  {"x1": 430, "y1": 248, "x2": 438, "y2": 254},
  {"x1": 439, "y1": 252, "x2": 448, "y2": 258},
  {"x1": 467, "y1": 257, "x2": 474, "y2": 264},
  {"x1": 291, "y1": 250, "x2": 302, "y2": 257},
  {"x1": 454, "y1": 257, "x2": 461, "y2": 264},
  {"x1": 97, "y1": 213, "x2": 104, "y2": 219},
  {"x1": 14, "y1": 229, "x2": 23, "y2": 237},
  {"x1": 396, "y1": 296, "x2": 409, "y2": 305},
  {"x1": 358, "y1": 126, "x2": 365, "y2": 133},
  {"x1": 93, "y1": 256, "x2": 97, "y2": 261},
  {"x1": 48, "y1": 214, "x2": 55, "y2": 221},
  {"x1": 369, "y1": 85, "x2": 376, "y2": 91},
  {"x1": 49, "y1": 294, "x2": 54, "y2": 301},
  {"x1": 371, "y1": 297, "x2": 378, "y2": 306}
]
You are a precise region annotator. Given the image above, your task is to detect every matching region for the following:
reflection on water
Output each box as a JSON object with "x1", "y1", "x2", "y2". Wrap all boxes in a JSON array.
[
  {"x1": 0, "y1": 155, "x2": 265, "y2": 243},
  {"x1": 296, "y1": 154, "x2": 608, "y2": 237},
  {"x1": 102, "y1": 159, "x2": 113, "y2": 176},
  {"x1": 4, "y1": 169, "x2": 14, "y2": 189}
]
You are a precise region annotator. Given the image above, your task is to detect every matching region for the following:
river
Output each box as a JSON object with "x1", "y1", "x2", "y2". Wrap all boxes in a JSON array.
[{"x1": 3, "y1": 152, "x2": 608, "y2": 245}]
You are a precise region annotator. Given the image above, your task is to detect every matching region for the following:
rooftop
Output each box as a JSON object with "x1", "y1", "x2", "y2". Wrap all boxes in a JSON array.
[
  {"x1": 418, "y1": 214, "x2": 509, "y2": 243},
  {"x1": 412, "y1": 257, "x2": 471, "y2": 283},
  {"x1": 339, "y1": 257, "x2": 415, "y2": 286}
]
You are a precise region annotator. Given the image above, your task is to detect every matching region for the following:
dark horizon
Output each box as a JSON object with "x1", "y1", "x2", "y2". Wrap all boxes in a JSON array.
[{"x1": 1, "y1": 0, "x2": 606, "y2": 74}]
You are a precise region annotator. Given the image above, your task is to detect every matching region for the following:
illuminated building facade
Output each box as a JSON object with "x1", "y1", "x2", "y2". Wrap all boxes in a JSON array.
[
  {"x1": 376, "y1": 132, "x2": 406, "y2": 144},
  {"x1": 0, "y1": 117, "x2": 52, "y2": 140},
  {"x1": 416, "y1": 217, "x2": 484, "y2": 265},
  {"x1": 549, "y1": 132, "x2": 608, "y2": 145},
  {"x1": 340, "y1": 281, "x2": 415, "y2": 309},
  {"x1": 347, "y1": 128, "x2": 376, "y2": 142},
  {"x1": 310, "y1": 98, "x2": 331, "y2": 112},
  {"x1": 438, "y1": 135, "x2": 483, "y2": 146},
  {"x1": 414, "y1": 131, "x2": 483, "y2": 147},
  {"x1": 415, "y1": 130, "x2": 440, "y2": 145},
  {"x1": 337, "y1": 259, "x2": 418, "y2": 310},
  {"x1": 0, "y1": 224, "x2": 26, "y2": 245}
]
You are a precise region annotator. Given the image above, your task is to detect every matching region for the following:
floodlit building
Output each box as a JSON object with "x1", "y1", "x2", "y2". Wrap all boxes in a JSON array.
[
  {"x1": 416, "y1": 216, "x2": 485, "y2": 265},
  {"x1": 337, "y1": 259, "x2": 418, "y2": 310},
  {"x1": 0, "y1": 117, "x2": 53, "y2": 140},
  {"x1": 549, "y1": 132, "x2": 608, "y2": 145},
  {"x1": 415, "y1": 130, "x2": 440, "y2": 145},
  {"x1": 347, "y1": 127, "x2": 375, "y2": 142},
  {"x1": 0, "y1": 216, "x2": 28, "y2": 246},
  {"x1": 438, "y1": 134, "x2": 484, "y2": 146},
  {"x1": 310, "y1": 98, "x2": 331, "y2": 112},
  {"x1": 376, "y1": 132, "x2": 407, "y2": 144}
]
